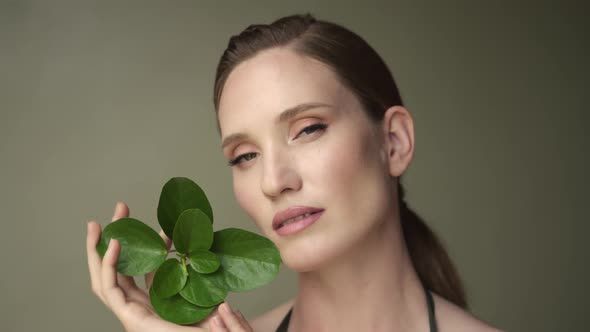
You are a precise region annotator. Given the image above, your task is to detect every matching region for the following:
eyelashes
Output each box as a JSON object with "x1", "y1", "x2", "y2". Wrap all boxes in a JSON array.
[
  {"x1": 227, "y1": 123, "x2": 328, "y2": 167},
  {"x1": 293, "y1": 123, "x2": 327, "y2": 139},
  {"x1": 228, "y1": 152, "x2": 257, "y2": 166}
]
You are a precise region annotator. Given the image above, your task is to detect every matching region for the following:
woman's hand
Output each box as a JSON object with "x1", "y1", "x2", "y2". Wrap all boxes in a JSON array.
[
  {"x1": 86, "y1": 202, "x2": 254, "y2": 332},
  {"x1": 210, "y1": 303, "x2": 254, "y2": 332}
]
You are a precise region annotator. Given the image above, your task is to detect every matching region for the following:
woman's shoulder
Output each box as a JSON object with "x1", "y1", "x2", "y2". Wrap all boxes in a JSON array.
[
  {"x1": 249, "y1": 298, "x2": 295, "y2": 332},
  {"x1": 433, "y1": 292, "x2": 505, "y2": 332}
]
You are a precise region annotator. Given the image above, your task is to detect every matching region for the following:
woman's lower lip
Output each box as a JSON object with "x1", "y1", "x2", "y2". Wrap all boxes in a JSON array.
[{"x1": 274, "y1": 211, "x2": 324, "y2": 236}]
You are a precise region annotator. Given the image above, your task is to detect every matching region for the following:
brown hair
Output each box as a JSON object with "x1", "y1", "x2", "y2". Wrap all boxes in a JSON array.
[{"x1": 213, "y1": 13, "x2": 467, "y2": 308}]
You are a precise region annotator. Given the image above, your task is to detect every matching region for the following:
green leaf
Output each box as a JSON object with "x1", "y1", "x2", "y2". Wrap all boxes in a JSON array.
[
  {"x1": 96, "y1": 218, "x2": 167, "y2": 276},
  {"x1": 149, "y1": 285, "x2": 215, "y2": 325},
  {"x1": 179, "y1": 267, "x2": 227, "y2": 307},
  {"x1": 152, "y1": 258, "x2": 188, "y2": 298},
  {"x1": 157, "y1": 177, "x2": 213, "y2": 239},
  {"x1": 189, "y1": 249, "x2": 220, "y2": 274},
  {"x1": 210, "y1": 228, "x2": 281, "y2": 291},
  {"x1": 172, "y1": 209, "x2": 213, "y2": 254}
]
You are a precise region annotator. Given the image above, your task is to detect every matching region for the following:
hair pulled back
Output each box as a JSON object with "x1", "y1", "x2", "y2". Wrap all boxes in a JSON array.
[{"x1": 213, "y1": 13, "x2": 467, "y2": 308}]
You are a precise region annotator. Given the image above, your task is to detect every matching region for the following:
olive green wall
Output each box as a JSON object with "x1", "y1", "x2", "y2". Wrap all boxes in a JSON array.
[{"x1": 1, "y1": 0, "x2": 587, "y2": 331}]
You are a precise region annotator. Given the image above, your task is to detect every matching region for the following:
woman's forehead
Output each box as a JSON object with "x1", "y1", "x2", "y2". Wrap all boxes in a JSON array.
[{"x1": 217, "y1": 48, "x2": 347, "y2": 131}]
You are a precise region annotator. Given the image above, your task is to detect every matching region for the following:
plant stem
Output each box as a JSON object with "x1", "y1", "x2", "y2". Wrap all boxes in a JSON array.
[{"x1": 180, "y1": 256, "x2": 188, "y2": 275}]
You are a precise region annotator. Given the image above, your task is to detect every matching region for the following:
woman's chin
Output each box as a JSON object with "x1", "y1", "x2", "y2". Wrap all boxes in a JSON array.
[
  {"x1": 281, "y1": 253, "x2": 326, "y2": 273},
  {"x1": 277, "y1": 238, "x2": 345, "y2": 273}
]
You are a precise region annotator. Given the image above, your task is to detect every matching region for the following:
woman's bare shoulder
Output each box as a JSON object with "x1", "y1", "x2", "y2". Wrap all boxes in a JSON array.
[
  {"x1": 433, "y1": 293, "x2": 505, "y2": 332},
  {"x1": 248, "y1": 298, "x2": 295, "y2": 332}
]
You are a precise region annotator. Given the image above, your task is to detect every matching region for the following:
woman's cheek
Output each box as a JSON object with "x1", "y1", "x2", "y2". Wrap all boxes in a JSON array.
[
  {"x1": 234, "y1": 173, "x2": 278, "y2": 241},
  {"x1": 316, "y1": 132, "x2": 363, "y2": 192},
  {"x1": 233, "y1": 175, "x2": 260, "y2": 224},
  {"x1": 314, "y1": 125, "x2": 384, "y2": 226}
]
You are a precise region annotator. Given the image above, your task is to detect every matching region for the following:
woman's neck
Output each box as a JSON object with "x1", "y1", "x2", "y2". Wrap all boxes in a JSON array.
[{"x1": 290, "y1": 214, "x2": 430, "y2": 332}]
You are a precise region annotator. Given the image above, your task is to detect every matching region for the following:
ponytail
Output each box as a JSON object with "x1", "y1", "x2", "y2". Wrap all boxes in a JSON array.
[{"x1": 398, "y1": 179, "x2": 468, "y2": 308}]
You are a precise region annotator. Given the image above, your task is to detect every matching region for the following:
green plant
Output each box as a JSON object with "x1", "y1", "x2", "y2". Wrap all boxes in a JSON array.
[{"x1": 96, "y1": 177, "x2": 281, "y2": 325}]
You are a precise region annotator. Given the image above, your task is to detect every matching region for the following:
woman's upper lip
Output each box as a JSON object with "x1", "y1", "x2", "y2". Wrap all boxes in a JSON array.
[{"x1": 272, "y1": 206, "x2": 324, "y2": 230}]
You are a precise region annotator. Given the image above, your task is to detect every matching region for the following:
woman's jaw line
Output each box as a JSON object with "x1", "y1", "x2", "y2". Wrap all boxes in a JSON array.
[
  {"x1": 290, "y1": 213, "x2": 426, "y2": 331},
  {"x1": 297, "y1": 211, "x2": 408, "y2": 285}
]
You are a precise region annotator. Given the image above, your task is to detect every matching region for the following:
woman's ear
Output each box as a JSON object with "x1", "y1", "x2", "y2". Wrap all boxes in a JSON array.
[{"x1": 382, "y1": 106, "x2": 415, "y2": 177}]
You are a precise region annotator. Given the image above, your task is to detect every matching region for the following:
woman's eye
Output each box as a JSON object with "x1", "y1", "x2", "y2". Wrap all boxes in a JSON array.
[
  {"x1": 294, "y1": 123, "x2": 327, "y2": 140},
  {"x1": 228, "y1": 152, "x2": 257, "y2": 167},
  {"x1": 227, "y1": 124, "x2": 326, "y2": 166}
]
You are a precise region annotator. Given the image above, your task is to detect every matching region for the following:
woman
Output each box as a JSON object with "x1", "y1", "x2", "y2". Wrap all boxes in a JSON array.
[{"x1": 87, "y1": 14, "x2": 502, "y2": 332}]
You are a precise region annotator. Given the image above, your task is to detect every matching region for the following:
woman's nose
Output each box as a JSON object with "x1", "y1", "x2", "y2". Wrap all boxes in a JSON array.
[{"x1": 260, "y1": 148, "x2": 302, "y2": 199}]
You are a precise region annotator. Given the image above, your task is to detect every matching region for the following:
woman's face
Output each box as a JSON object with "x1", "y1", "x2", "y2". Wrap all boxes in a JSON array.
[{"x1": 218, "y1": 48, "x2": 397, "y2": 272}]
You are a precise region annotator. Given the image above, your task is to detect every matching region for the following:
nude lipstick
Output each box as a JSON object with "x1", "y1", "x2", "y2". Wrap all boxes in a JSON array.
[{"x1": 272, "y1": 206, "x2": 324, "y2": 236}]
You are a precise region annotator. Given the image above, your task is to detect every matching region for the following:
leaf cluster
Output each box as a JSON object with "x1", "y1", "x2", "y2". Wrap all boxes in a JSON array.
[{"x1": 97, "y1": 177, "x2": 281, "y2": 324}]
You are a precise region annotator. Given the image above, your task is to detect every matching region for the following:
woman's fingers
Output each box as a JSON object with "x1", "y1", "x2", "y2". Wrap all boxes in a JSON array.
[
  {"x1": 211, "y1": 315, "x2": 228, "y2": 332},
  {"x1": 100, "y1": 238, "x2": 153, "y2": 322},
  {"x1": 112, "y1": 201, "x2": 130, "y2": 221},
  {"x1": 144, "y1": 229, "x2": 172, "y2": 290},
  {"x1": 235, "y1": 311, "x2": 249, "y2": 327},
  {"x1": 214, "y1": 303, "x2": 252, "y2": 332},
  {"x1": 87, "y1": 221, "x2": 105, "y2": 302},
  {"x1": 111, "y1": 202, "x2": 142, "y2": 293},
  {"x1": 101, "y1": 238, "x2": 128, "y2": 312}
]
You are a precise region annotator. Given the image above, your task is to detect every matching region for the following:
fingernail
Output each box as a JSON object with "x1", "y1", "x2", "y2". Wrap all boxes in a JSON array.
[{"x1": 222, "y1": 302, "x2": 231, "y2": 313}]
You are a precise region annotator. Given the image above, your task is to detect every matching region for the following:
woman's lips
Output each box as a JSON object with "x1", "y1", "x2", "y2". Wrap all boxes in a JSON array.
[{"x1": 272, "y1": 206, "x2": 324, "y2": 236}]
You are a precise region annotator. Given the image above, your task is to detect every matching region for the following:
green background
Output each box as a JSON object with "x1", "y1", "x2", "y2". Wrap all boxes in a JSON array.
[{"x1": 1, "y1": 0, "x2": 587, "y2": 331}]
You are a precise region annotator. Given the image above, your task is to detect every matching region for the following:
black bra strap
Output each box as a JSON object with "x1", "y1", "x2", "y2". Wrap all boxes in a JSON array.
[
  {"x1": 424, "y1": 285, "x2": 438, "y2": 332},
  {"x1": 276, "y1": 285, "x2": 437, "y2": 332},
  {"x1": 275, "y1": 306, "x2": 292, "y2": 332}
]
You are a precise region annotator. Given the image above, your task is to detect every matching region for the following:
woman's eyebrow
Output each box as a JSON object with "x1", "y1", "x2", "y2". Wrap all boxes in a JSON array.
[
  {"x1": 221, "y1": 102, "x2": 332, "y2": 149},
  {"x1": 276, "y1": 102, "x2": 333, "y2": 124}
]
